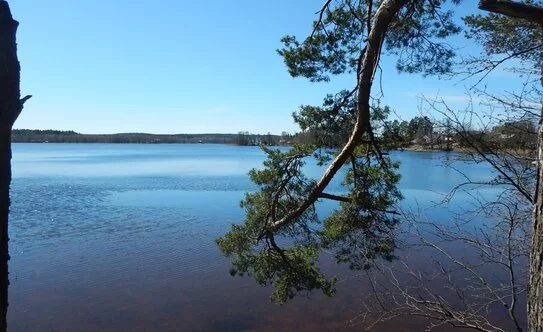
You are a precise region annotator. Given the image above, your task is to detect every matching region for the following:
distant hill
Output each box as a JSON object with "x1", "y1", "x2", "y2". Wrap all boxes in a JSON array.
[{"x1": 11, "y1": 129, "x2": 286, "y2": 145}]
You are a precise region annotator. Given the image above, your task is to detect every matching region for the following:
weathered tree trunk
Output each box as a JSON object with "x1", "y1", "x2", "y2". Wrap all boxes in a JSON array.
[
  {"x1": 531, "y1": 103, "x2": 543, "y2": 330},
  {"x1": 0, "y1": 2, "x2": 24, "y2": 331},
  {"x1": 529, "y1": 34, "x2": 543, "y2": 332}
]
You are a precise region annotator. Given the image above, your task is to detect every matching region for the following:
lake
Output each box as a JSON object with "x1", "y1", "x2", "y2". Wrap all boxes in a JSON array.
[{"x1": 7, "y1": 143, "x2": 503, "y2": 331}]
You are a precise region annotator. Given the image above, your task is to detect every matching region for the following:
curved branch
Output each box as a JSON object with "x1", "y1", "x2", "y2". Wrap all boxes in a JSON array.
[
  {"x1": 269, "y1": 0, "x2": 408, "y2": 232},
  {"x1": 479, "y1": 0, "x2": 543, "y2": 25}
]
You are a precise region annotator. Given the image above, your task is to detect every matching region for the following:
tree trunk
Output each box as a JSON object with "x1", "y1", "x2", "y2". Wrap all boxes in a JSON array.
[
  {"x1": 528, "y1": 34, "x2": 543, "y2": 332},
  {"x1": 0, "y1": 2, "x2": 23, "y2": 331},
  {"x1": 0, "y1": 131, "x2": 10, "y2": 332},
  {"x1": 269, "y1": 0, "x2": 408, "y2": 232},
  {"x1": 531, "y1": 123, "x2": 543, "y2": 330}
]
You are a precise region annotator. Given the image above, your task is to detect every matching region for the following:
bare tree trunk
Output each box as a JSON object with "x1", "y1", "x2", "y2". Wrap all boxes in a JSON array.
[
  {"x1": 0, "y1": 2, "x2": 24, "y2": 331},
  {"x1": 530, "y1": 114, "x2": 543, "y2": 330},
  {"x1": 529, "y1": 37, "x2": 543, "y2": 332}
]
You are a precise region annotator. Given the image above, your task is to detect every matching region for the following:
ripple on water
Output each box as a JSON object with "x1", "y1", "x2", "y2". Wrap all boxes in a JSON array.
[{"x1": 7, "y1": 145, "x2": 508, "y2": 331}]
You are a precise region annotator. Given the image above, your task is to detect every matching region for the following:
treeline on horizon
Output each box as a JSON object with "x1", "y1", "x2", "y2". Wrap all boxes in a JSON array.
[
  {"x1": 11, "y1": 129, "x2": 287, "y2": 145},
  {"x1": 12, "y1": 115, "x2": 537, "y2": 151}
]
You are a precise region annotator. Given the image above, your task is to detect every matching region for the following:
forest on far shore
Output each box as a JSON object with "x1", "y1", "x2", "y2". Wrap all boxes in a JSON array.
[
  {"x1": 13, "y1": 114, "x2": 537, "y2": 152},
  {"x1": 10, "y1": 129, "x2": 283, "y2": 145}
]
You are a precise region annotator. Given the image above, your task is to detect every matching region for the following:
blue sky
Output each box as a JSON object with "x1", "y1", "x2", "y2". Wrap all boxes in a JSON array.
[{"x1": 8, "y1": 0, "x2": 517, "y2": 134}]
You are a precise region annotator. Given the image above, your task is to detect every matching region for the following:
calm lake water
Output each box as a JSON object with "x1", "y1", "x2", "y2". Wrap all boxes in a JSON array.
[{"x1": 8, "y1": 143, "x2": 501, "y2": 331}]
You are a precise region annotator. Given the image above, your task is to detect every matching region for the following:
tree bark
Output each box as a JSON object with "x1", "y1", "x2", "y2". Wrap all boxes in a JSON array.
[
  {"x1": 0, "y1": 2, "x2": 24, "y2": 331},
  {"x1": 479, "y1": 0, "x2": 543, "y2": 25},
  {"x1": 531, "y1": 96, "x2": 543, "y2": 331},
  {"x1": 529, "y1": 31, "x2": 543, "y2": 332},
  {"x1": 0, "y1": 132, "x2": 10, "y2": 332}
]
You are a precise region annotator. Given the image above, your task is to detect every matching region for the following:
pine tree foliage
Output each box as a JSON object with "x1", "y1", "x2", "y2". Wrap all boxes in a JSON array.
[{"x1": 217, "y1": 0, "x2": 462, "y2": 304}]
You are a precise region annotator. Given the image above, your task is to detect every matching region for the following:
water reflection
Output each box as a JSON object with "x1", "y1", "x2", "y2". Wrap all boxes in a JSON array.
[{"x1": 7, "y1": 144, "x2": 502, "y2": 331}]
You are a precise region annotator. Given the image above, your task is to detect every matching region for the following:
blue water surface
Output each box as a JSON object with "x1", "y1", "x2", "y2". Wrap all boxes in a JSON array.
[{"x1": 7, "y1": 143, "x2": 501, "y2": 331}]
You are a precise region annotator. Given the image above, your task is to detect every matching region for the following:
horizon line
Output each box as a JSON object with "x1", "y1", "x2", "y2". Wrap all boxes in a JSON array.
[{"x1": 12, "y1": 128, "x2": 293, "y2": 136}]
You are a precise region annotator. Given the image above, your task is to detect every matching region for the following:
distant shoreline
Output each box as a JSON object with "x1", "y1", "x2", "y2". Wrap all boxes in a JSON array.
[
  {"x1": 11, "y1": 130, "x2": 535, "y2": 157},
  {"x1": 11, "y1": 129, "x2": 287, "y2": 146},
  {"x1": 10, "y1": 140, "x2": 471, "y2": 155}
]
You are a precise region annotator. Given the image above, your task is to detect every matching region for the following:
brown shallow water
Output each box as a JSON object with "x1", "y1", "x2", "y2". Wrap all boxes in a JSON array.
[
  {"x1": 8, "y1": 248, "x2": 472, "y2": 331},
  {"x1": 7, "y1": 144, "x2": 523, "y2": 331}
]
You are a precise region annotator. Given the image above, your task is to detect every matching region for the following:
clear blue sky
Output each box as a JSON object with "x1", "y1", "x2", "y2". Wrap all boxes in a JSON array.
[{"x1": 8, "y1": 0, "x2": 518, "y2": 134}]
